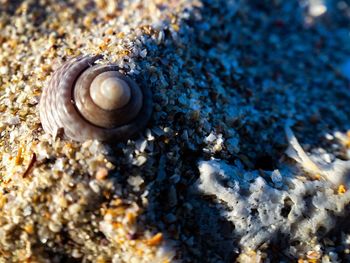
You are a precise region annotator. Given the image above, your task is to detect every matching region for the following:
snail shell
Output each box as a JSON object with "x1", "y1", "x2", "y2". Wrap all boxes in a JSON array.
[{"x1": 39, "y1": 55, "x2": 152, "y2": 142}]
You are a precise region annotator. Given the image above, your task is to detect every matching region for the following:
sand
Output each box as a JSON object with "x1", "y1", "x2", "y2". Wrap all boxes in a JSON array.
[{"x1": 1, "y1": 0, "x2": 350, "y2": 262}]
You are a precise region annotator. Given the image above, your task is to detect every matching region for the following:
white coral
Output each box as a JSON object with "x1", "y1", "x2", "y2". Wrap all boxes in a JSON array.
[{"x1": 197, "y1": 127, "x2": 350, "y2": 255}]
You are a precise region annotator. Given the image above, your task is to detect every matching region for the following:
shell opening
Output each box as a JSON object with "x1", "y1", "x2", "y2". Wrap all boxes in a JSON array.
[{"x1": 90, "y1": 72, "x2": 131, "y2": 110}]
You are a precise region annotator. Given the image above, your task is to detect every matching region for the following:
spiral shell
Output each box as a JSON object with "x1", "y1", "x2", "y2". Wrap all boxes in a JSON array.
[{"x1": 39, "y1": 55, "x2": 152, "y2": 142}]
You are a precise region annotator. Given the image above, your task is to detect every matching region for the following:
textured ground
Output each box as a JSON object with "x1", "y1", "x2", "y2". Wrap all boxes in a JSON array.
[{"x1": 1, "y1": 0, "x2": 350, "y2": 262}]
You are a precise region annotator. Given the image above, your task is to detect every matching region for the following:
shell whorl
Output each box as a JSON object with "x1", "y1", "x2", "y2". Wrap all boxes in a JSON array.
[{"x1": 39, "y1": 55, "x2": 152, "y2": 142}]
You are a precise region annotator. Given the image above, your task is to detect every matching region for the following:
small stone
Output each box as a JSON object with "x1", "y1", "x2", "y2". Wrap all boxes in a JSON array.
[
  {"x1": 127, "y1": 175, "x2": 144, "y2": 191},
  {"x1": 48, "y1": 221, "x2": 62, "y2": 233},
  {"x1": 167, "y1": 185, "x2": 177, "y2": 207},
  {"x1": 89, "y1": 180, "x2": 101, "y2": 194},
  {"x1": 164, "y1": 213, "x2": 177, "y2": 223},
  {"x1": 132, "y1": 155, "x2": 147, "y2": 166},
  {"x1": 6, "y1": 116, "x2": 20, "y2": 125},
  {"x1": 96, "y1": 167, "x2": 109, "y2": 180}
]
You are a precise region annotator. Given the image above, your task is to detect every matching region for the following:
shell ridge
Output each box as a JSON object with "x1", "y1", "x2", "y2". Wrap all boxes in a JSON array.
[{"x1": 54, "y1": 56, "x2": 101, "y2": 140}]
